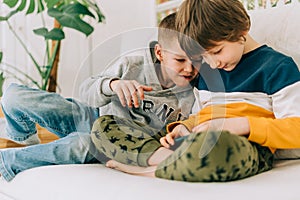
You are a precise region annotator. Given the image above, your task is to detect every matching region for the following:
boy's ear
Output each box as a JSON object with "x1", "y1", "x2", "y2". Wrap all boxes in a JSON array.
[
  {"x1": 241, "y1": 31, "x2": 249, "y2": 38},
  {"x1": 154, "y1": 44, "x2": 163, "y2": 61},
  {"x1": 243, "y1": 30, "x2": 249, "y2": 35}
]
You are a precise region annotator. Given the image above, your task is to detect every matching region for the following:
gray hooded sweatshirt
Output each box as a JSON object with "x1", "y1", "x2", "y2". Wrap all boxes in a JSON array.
[{"x1": 79, "y1": 44, "x2": 197, "y2": 131}]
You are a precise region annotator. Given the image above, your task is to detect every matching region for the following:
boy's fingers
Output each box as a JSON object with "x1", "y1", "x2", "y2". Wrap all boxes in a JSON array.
[
  {"x1": 115, "y1": 89, "x2": 126, "y2": 107},
  {"x1": 123, "y1": 82, "x2": 138, "y2": 108},
  {"x1": 132, "y1": 95, "x2": 139, "y2": 108},
  {"x1": 142, "y1": 85, "x2": 153, "y2": 91},
  {"x1": 118, "y1": 83, "x2": 153, "y2": 108},
  {"x1": 182, "y1": 128, "x2": 191, "y2": 136},
  {"x1": 160, "y1": 137, "x2": 170, "y2": 148},
  {"x1": 137, "y1": 87, "x2": 145, "y2": 100},
  {"x1": 130, "y1": 88, "x2": 140, "y2": 108},
  {"x1": 124, "y1": 88, "x2": 133, "y2": 108},
  {"x1": 136, "y1": 85, "x2": 152, "y2": 100},
  {"x1": 166, "y1": 134, "x2": 174, "y2": 145}
]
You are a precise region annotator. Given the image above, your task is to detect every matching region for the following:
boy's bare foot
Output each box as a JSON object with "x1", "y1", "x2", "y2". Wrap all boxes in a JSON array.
[{"x1": 106, "y1": 160, "x2": 156, "y2": 178}]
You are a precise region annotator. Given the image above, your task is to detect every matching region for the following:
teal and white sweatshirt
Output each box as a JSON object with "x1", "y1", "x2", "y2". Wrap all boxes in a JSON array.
[{"x1": 79, "y1": 45, "x2": 196, "y2": 130}]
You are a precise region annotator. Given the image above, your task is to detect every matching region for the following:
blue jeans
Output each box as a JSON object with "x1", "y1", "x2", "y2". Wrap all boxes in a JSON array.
[{"x1": 0, "y1": 84, "x2": 105, "y2": 181}]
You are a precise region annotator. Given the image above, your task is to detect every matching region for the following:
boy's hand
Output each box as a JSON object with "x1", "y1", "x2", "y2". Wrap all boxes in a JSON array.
[
  {"x1": 110, "y1": 80, "x2": 152, "y2": 108},
  {"x1": 160, "y1": 124, "x2": 190, "y2": 148},
  {"x1": 192, "y1": 117, "x2": 250, "y2": 136}
]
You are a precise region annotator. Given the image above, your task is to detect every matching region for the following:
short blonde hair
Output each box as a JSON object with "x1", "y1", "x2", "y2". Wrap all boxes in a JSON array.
[
  {"x1": 176, "y1": 0, "x2": 250, "y2": 51},
  {"x1": 158, "y1": 12, "x2": 178, "y2": 47}
]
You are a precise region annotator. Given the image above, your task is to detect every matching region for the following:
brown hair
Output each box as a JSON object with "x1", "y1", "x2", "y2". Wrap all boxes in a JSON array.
[
  {"x1": 157, "y1": 12, "x2": 178, "y2": 47},
  {"x1": 176, "y1": 0, "x2": 250, "y2": 52}
]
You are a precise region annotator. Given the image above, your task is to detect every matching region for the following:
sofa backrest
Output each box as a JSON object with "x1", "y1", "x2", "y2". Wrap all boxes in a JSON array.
[{"x1": 248, "y1": 3, "x2": 300, "y2": 68}]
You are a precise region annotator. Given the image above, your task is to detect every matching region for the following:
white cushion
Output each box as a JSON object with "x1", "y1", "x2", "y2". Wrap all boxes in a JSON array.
[
  {"x1": 249, "y1": 3, "x2": 300, "y2": 67},
  {"x1": 0, "y1": 161, "x2": 300, "y2": 200}
]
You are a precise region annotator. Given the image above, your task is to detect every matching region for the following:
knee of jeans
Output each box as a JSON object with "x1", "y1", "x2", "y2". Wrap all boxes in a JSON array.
[
  {"x1": 79, "y1": 133, "x2": 93, "y2": 147},
  {"x1": 69, "y1": 132, "x2": 93, "y2": 149},
  {"x1": 1, "y1": 83, "x2": 25, "y2": 111}
]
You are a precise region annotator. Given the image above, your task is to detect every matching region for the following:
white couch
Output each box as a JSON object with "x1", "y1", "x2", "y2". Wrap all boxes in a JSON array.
[{"x1": 1, "y1": 3, "x2": 300, "y2": 200}]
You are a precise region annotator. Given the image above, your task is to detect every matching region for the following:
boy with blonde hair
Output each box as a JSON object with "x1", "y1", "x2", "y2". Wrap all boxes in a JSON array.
[{"x1": 90, "y1": 12, "x2": 200, "y2": 168}]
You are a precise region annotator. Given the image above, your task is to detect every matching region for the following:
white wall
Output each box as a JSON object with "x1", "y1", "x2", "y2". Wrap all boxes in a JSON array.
[
  {"x1": 0, "y1": 0, "x2": 157, "y2": 98},
  {"x1": 0, "y1": 11, "x2": 47, "y2": 90},
  {"x1": 68, "y1": 0, "x2": 158, "y2": 98}
]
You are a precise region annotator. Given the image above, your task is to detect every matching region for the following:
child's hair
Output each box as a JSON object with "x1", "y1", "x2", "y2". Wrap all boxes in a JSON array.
[
  {"x1": 157, "y1": 12, "x2": 178, "y2": 47},
  {"x1": 176, "y1": 0, "x2": 250, "y2": 51}
]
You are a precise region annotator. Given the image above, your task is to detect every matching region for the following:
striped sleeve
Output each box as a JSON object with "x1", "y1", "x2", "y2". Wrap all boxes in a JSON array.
[{"x1": 248, "y1": 81, "x2": 300, "y2": 149}]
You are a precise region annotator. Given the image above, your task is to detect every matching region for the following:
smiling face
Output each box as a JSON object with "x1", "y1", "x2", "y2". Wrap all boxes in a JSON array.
[
  {"x1": 201, "y1": 39, "x2": 245, "y2": 71},
  {"x1": 155, "y1": 40, "x2": 201, "y2": 88}
]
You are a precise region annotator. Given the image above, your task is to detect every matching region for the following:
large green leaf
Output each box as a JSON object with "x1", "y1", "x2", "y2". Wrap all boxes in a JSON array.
[
  {"x1": 33, "y1": 27, "x2": 48, "y2": 35},
  {"x1": 46, "y1": 28, "x2": 65, "y2": 40},
  {"x1": 61, "y1": 2, "x2": 95, "y2": 18},
  {"x1": 0, "y1": 71, "x2": 5, "y2": 96},
  {"x1": 33, "y1": 27, "x2": 65, "y2": 40},
  {"x1": 4, "y1": 0, "x2": 46, "y2": 14},
  {"x1": 3, "y1": 0, "x2": 18, "y2": 8},
  {"x1": 81, "y1": 0, "x2": 105, "y2": 23},
  {"x1": 1, "y1": 0, "x2": 105, "y2": 91},
  {"x1": 37, "y1": 0, "x2": 45, "y2": 13},
  {"x1": 45, "y1": 0, "x2": 60, "y2": 8},
  {"x1": 26, "y1": 0, "x2": 36, "y2": 14},
  {"x1": 17, "y1": 0, "x2": 27, "y2": 11},
  {"x1": 48, "y1": 4, "x2": 94, "y2": 36},
  {"x1": 2, "y1": 0, "x2": 105, "y2": 24},
  {"x1": 0, "y1": 51, "x2": 3, "y2": 63},
  {"x1": 0, "y1": 72, "x2": 4, "y2": 81}
]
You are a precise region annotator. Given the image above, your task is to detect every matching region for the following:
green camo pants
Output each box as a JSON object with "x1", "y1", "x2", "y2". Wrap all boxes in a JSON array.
[{"x1": 91, "y1": 115, "x2": 274, "y2": 182}]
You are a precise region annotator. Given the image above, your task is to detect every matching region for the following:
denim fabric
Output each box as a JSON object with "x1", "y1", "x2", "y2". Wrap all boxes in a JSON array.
[{"x1": 0, "y1": 84, "x2": 104, "y2": 181}]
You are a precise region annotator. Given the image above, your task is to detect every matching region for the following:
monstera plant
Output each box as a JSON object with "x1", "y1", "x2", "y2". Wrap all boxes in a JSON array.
[{"x1": 0, "y1": 0, "x2": 105, "y2": 92}]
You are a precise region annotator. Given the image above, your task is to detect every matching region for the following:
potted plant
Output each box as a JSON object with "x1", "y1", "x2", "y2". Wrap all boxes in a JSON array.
[{"x1": 0, "y1": 0, "x2": 105, "y2": 92}]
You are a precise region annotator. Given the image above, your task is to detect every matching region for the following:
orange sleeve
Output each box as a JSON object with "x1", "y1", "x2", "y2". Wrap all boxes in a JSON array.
[
  {"x1": 166, "y1": 114, "x2": 198, "y2": 133},
  {"x1": 247, "y1": 117, "x2": 300, "y2": 149}
]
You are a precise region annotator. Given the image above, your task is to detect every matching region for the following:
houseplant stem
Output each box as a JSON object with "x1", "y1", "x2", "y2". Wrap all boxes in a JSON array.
[{"x1": 6, "y1": 21, "x2": 42, "y2": 76}]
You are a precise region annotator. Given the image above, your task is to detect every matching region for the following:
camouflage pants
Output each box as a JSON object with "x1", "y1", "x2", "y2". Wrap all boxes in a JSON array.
[{"x1": 91, "y1": 115, "x2": 274, "y2": 182}]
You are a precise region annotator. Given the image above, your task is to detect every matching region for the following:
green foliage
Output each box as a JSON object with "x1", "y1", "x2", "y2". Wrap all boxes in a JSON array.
[
  {"x1": 2, "y1": 0, "x2": 105, "y2": 39},
  {"x1": 48, "y1": 3, "x2": 95, "y2": 37},
  {"x1": 33, "y1": 28, "x2": 65, "y2": 40},
  {"x1": 0, "y1": 0, "x2": 105, "y2": 91},
  {"x1": 0, "y1": 10, "x2": 18, "y2": 21},
  {"x1": 0, "y1": 72, "x2": 4, "y2": 96}
]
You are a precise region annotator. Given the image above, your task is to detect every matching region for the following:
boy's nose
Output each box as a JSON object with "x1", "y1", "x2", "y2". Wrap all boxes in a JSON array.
[
  {"x1": 184, "y1": 62, "x2": 193, "y2": 72},
  {"x1": 203, "y1": 54, "x2": 217, "y2": 69},
  {"x1": 215, "y1": 61, "x2": 222, "y2": 69},
  {"x1": 209, "y1": 55, "x2": 220, "y2": 69}
]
